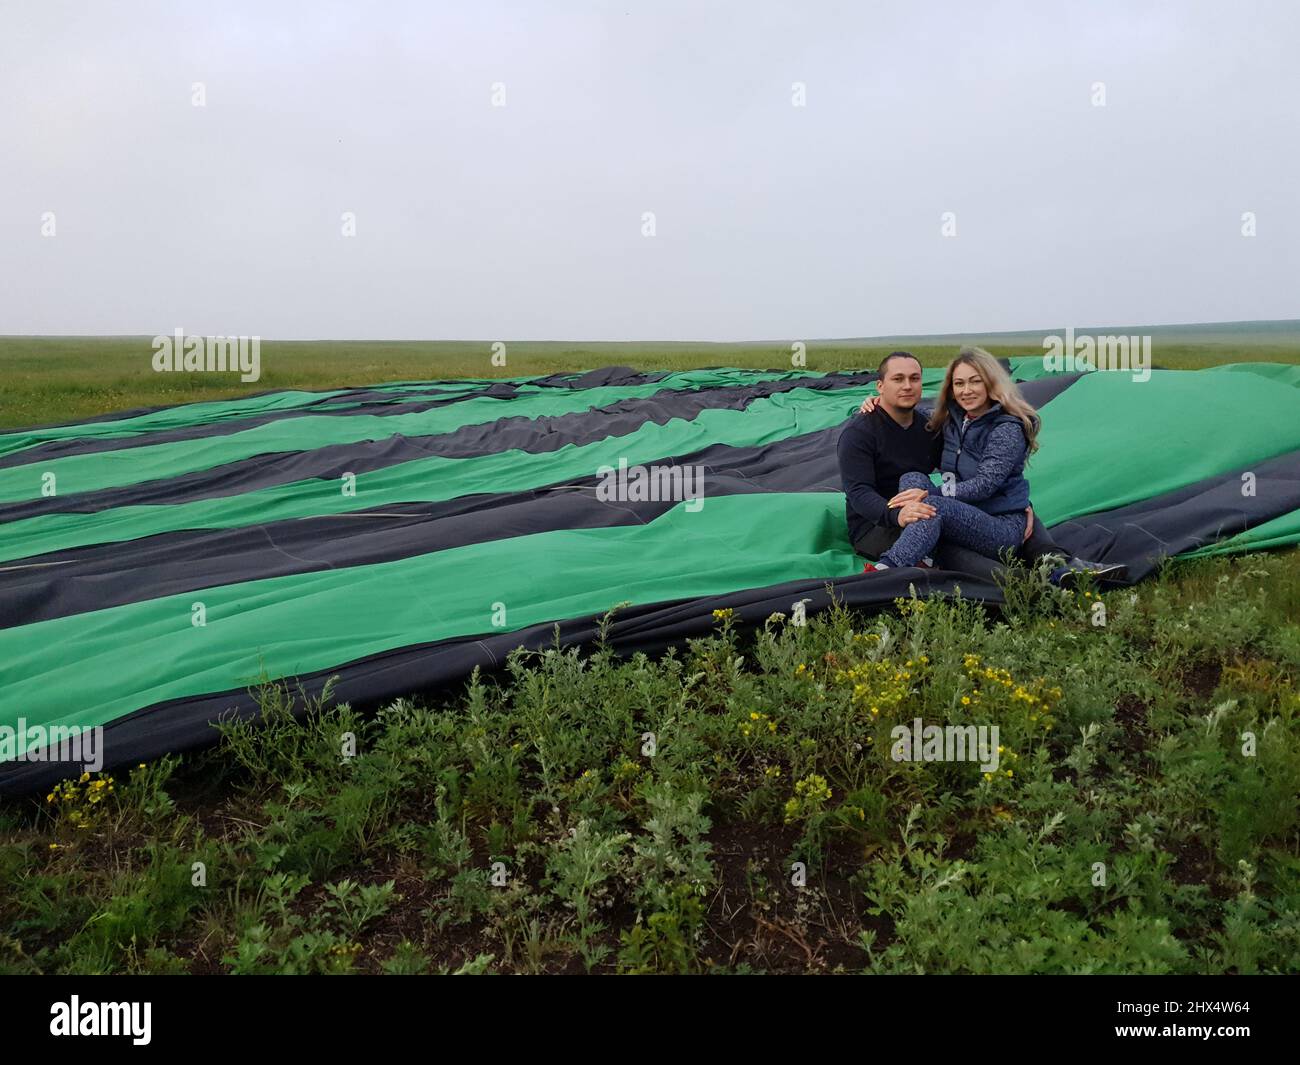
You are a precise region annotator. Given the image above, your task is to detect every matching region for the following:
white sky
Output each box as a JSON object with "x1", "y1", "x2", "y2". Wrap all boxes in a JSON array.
[{"x1": 1, "y1": 0, "x2": 1296, "y2": 340}]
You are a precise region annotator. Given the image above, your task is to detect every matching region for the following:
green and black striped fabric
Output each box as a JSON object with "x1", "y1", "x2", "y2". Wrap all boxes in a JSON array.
[{"x1": 3, "y1": 360, "x2": 1299, "y2": 793}]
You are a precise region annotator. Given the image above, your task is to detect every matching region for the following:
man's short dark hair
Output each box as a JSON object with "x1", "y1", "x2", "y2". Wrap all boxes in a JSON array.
[{"x1": 877, "y1": 351, "x2": 921, "y2": 377}]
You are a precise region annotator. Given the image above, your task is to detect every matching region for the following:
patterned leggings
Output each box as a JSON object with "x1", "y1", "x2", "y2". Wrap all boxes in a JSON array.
[{"x1": 879, "y1": 472, "x2": 1026, "y2": 568}]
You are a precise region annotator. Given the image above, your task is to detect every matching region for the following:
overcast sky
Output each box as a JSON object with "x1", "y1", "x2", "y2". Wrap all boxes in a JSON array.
[{"x1": 2, "y1": 0, "x2": 1296, "y2": 340}]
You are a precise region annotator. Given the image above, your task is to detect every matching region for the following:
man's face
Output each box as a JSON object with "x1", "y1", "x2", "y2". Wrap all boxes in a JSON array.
[{"x1": 876, "y1": 357, "x2": 923, "y2": 409}]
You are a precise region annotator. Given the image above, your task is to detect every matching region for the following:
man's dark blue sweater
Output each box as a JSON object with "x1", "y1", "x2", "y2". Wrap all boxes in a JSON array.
[{"x1": 837, "y1": 406, "x2": 943, "y2": 547}]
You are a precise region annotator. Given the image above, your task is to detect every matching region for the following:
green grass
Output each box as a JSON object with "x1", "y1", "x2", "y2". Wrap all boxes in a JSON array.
[
  {"x1": 3, "y1": 320, "x2": 1299, "y2": 429},
  {"x1": 2, "y1": 553, "x2": 1298, "y2": 974}
]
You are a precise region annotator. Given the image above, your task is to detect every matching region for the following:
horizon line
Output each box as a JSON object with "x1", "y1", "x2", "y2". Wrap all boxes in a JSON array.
[{"x1": 2, "y1": 316, "x2": 1298, "y2": 345}]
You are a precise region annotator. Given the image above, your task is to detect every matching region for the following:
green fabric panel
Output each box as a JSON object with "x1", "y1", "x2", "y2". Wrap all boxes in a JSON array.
[
  {"x1": 1023, "y1": 370, "x2": 1300, "y2": 525},
  {"x1": 1198, "y1": 363, "x2": 1300, "y2": 387},
  {"x1": 0, "y1": 369, "x2": 816, "y2": 503},
  {"x1": 1006, "y1": 356, "x2": 1077, "y2": 381},
  {"x1": 0, "y1": 388, "x2": 358, "y2": 458},
  {"x1": 0, "y1": 383, "x2": 883, "y2": 562},
  {"x1": 1184, "y1": 508, "x2": 1300, "y2": 557},
  {"x1": 0, "y1": 492, "x2": 858, "y2": 752}
]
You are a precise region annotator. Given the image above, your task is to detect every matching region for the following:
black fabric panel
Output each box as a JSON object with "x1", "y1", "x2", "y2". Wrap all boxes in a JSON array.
[
  {"x1": 1045, "y1": 451, "x2": 1300, "y2": 581},
  {"x1": 0, "y1": 564, "x2": 1001, "y2": 796},
  {"x1": 527, "y1": 366, "x2": 672, "y2": 388},
  {"x1": 1019, "y1": 371, "x2": 1086, "y2": 407}
]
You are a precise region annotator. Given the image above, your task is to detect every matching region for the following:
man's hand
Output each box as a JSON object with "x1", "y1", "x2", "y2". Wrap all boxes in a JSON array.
[
  {"x1": 1024, "y1": 505, "x2": 1034, "y2": 544},
  {"x1": 888, "y1": 487, "x2": 930, "y2": 508},
  {"x1": 895, "y1": 500, "x2": 937, "y2": 527},
  {"x1": 859, "y1": 395, "x2": 879, "y2": 415}
]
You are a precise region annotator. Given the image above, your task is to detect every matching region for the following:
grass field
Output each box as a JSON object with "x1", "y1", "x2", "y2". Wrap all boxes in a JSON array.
[
  {"x1": 2, "y1": 323, "x2": 1298, "y2": 975},
  {"x1": 2, "y1": 319, "x2": 1299, "y2": 429}
]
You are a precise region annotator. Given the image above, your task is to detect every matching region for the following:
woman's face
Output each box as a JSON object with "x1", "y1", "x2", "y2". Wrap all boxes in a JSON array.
[{"x1": 950, "y1": 362, "x2": 990, "y2": 414}]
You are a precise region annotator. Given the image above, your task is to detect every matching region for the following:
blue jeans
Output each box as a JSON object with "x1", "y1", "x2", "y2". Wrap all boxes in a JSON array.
[{"x1": 879, "y1": 472, "x2": 1026, "y2": 568}]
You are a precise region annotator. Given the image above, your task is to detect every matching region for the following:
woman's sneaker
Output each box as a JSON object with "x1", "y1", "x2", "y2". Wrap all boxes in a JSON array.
[{"x1": 1049, "y1": 557, "x2": 1128, "y2": 588}]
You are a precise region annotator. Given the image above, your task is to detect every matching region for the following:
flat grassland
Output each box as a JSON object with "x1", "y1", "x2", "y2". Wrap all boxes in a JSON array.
[{"x1": 2, "y1": 318, "x2": 1298, "y2": 428}]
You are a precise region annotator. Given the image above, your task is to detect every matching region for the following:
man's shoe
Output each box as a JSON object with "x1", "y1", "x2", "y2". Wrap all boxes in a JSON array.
[{"x1": 1049, "y1": 557, "x2": 1128, "y2": 588}]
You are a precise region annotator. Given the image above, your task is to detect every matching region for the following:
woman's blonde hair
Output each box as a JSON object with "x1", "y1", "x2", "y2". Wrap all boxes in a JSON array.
[{"x1": 926, "y1": 346, "x2": 1040, "y2": 455}]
